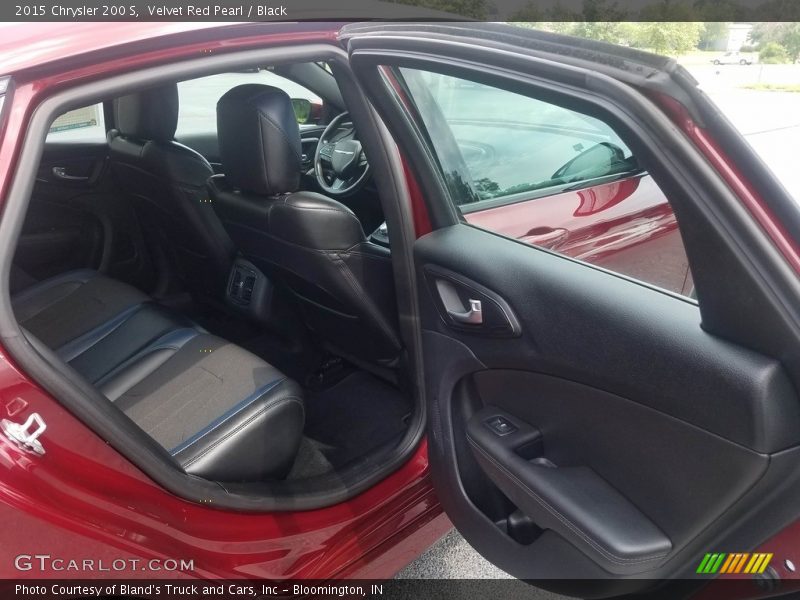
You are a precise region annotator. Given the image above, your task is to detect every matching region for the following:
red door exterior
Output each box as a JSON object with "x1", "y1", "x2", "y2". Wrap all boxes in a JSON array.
[{"x1": 465, "y1": 174, "x2": 692, "y2": 295}]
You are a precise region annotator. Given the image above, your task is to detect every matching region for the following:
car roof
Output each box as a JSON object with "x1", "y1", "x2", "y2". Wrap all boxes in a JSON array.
[
  {"x1": 0, "y1": 7, "x2": 458, "y2": 76},
  {"x1": 0, "y1": 23, "x2": 233, "y2": 74},
  {"x1": 0, "y1": 22, "x2": 345, "y2": 75}
]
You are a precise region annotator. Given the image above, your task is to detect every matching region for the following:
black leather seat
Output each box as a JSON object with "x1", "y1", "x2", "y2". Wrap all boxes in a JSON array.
[
  {"x1": 209, "y1": 85, "x2": 401, "y2": 370},
  {"x1": 108, "y1": 84, "x2": 235, "y2": 301},
  {"x1": 12, "y1": 270, "x2": 304, "y2": 482}
]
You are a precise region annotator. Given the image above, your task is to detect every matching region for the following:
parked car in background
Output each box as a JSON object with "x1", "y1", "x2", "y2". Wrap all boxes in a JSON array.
[{"x1": 712, "y1": 50, "x2": 757, "y2": 65}]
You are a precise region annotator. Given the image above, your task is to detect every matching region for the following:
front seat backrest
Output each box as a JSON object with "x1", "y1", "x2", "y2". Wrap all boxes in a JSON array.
[
  {"x1": 108, "y1": 84, "x2": 234, "y2": 300},
  {"x1": 209, "y1": 84, "x2": 402, "y2": 372}
]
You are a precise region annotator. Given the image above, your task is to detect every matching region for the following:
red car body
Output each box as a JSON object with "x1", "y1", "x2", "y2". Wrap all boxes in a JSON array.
[
  {"x1": 0, "y1": 21, "x2": 795, "y2": 586},
  {"x1": 465, "y1": 173, "x2": 692, "y2": 295}
]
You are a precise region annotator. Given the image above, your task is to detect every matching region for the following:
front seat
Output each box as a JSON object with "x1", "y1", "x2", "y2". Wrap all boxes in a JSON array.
[
  {"x1": 108, "y1": 83, "x2": 235, "y2": 301},
  {"x1": 209, "y1": 84, "x2": 402, "y2": 372}
]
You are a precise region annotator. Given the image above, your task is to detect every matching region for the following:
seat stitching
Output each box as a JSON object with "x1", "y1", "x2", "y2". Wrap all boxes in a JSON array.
[
  {"x1": 170, "y1": 378, "x2": 291, "y2": 454},
  {"x1": 273, "y1": 199, "x2": 364, "y2": 229},
  {"x1": 256, "y1": 112, "x2": 272, "y2": 192},
  {"x1": 256, "y1": 109, "x2": 302, "y2": 175},
  {"x1": 178, "y1": 395, "x2": 303, "y2": 467},
  {"x1": 345, "y1": 251, "x2": 393, "y2": 263}
]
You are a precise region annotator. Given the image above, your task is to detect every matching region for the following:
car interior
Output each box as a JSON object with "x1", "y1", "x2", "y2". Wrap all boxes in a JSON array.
[
  {"x1": 10, "y1": 60, "x2": 412, "y2": 488},
  {"x1": 7, "y1": 24, "x2": 800, "y2": 594}
]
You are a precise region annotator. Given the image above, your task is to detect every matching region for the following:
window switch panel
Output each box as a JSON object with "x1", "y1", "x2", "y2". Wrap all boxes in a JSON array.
[{"x1": 485, "y1": 415, "x2": 517, "y2": 436}]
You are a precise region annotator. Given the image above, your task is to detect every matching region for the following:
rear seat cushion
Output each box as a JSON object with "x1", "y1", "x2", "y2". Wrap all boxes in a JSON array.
[
  {"x1": 12, "y1": 269, "x2": 148, "y2": 349},
  {"x1": 10, "y1": 264, "x2": 37, "y2": 295},
  {"x1": 11, "y1": 269, "x2": 304, "y2": 482},
  {"x1": 112, "y1": 333, "x2": 304, "y2": 481}
]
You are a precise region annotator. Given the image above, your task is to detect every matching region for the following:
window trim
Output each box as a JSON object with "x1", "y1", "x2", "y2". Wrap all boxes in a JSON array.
[{"x1": 458, "y1": 169, "x2": 647, "y2": 214}]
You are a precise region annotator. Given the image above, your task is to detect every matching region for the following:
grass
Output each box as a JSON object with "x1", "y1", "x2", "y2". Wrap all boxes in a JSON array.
[{"x1": 741, "y1": 83, "x2": 800, "y2": 93}]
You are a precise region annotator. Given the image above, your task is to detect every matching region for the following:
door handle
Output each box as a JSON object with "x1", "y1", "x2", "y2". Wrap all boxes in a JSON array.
[
  {"x1": 52, "y1": 166, "x2": 89, "y2": 182},
  {"x1": 447, "y1": 299, "x2": 483, "y2": 325},
  {"x1": 521, "y1": 226, "x2": 568, "y2": 247},
  {"x1": 427, "y1": 268, "x2": 520, "y2": 336}
]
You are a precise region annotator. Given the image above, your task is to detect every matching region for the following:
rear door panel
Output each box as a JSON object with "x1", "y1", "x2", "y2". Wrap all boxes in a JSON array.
[
  {"x1": 19, "y1": 141, "x2": 153, "y2": 290},
  {"x1": 417, "y1": 224, "x2": 777, "y2": 583},
  {"x1": 344, "y1": 23, "x2": 800, "y2": 595},
  {"x1": 19, "y1": 142, "x2": 107, "y2": 279}
]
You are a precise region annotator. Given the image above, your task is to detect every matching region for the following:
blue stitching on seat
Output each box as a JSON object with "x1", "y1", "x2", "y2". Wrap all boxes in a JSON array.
[
  {"x1": 169, "y1": 377, "x2": 287, "y2": 456},
  {"x1": 10, "y1": 269, "x2": 96, "y2": 304},
  {"x1": 94, "y1": 327, "x2": 200, "y2": 390},
  {"x1": 57, "y1": 303, "x2": 145, "y2": 362}
]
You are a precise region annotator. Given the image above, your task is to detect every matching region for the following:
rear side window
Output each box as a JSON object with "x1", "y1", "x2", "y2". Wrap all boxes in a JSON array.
[
  {"x1": 403, "y1": 70, "x2": 639, "y2": 205},
  {"x1": 394, "y1": 66, "x2": 693, "y2": 297},
  {"x1": 46, "y1": 103, "x2": 105, "y2": 143}
]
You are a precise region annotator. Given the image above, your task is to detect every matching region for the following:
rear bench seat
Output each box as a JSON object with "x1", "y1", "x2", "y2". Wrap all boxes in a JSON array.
[{"x1": 11, "y1": 269, "x2": 304, "y2": 482}]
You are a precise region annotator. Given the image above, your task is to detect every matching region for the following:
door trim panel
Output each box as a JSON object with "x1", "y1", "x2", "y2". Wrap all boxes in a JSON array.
[
  {"x1": 418, "y1": 226, "x2": 800, "y2": 454},
  {"x1": 416, "y1": 225, "x2": 793, "y2": 592}
]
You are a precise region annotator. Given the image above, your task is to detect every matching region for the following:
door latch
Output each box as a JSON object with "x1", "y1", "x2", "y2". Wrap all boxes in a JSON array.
[
  {"x1": 447, "y1": 299, "x2": 483, "y2": 325},
  {"x1": 51, "y1": 166, "x2": 89, "y2": 182},
  {"x1": 1, "y1": 412, "x2": 46, "y2": 455}
]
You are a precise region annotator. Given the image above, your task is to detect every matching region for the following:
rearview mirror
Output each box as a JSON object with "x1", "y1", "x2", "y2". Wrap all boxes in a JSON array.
[{"x1": 291, "y1": 98, "x2": 312, "y2": 124}]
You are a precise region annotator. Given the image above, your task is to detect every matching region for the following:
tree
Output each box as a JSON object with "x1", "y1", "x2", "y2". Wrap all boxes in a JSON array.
[
  {"x1": 754, "y1": 0, "x2": 800, "y2": 21},
  {"x1": 628, "y1": 22, "x2": 703, "y2": 55},
  {"x1": 749, "y1": 22, "x2": 785, "y2": 48},
  {"x1": 750, "y1": 22, "x2": 800, "y2": 62},
  {"x1": 383, "y1": 0, "x2": 490, "y2": 19},
  {"x1": 513, "y1": 17, "x2": 703, "y2": 56},
  {"x1": 509, "y1": 1, "x2": 543, "y2": 21},
  {"x1": 693, "y1": 0, "x2": 751, "y2": 21},
  {"x1": 698, "y1": 22, "x2": 729, "y2": 50},
  {"x1": 577, "y1": 0, "x2": 629, "y2": 21},
  {"x1": 513, "y1": 0, "x2": 634, "y2": 40},
  {"x1": 759, "y1": 42, "x2": 790, "y2": 64},
  {"x1": 779, "y1": 22, "x2": 800, "y2": 62},
  {"x1": 638, "y1": 0, "x2": 697, "y2": 20},
  {"x1": 571, "y1": 22, "x2": 629, "y2": 44},
  {"x1": 543, "y1": 1, "x2": 581, "y2": 21}
]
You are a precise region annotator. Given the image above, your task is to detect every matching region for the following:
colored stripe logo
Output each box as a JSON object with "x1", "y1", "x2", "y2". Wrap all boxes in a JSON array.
[{"x1": 697, "y1": 553, "x2": 773, "y2": 574}]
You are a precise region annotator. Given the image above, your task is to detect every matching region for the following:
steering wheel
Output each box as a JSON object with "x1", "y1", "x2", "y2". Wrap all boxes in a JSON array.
[{"x1": 314, "y1": 112, "x2": 370, "y2": 197}]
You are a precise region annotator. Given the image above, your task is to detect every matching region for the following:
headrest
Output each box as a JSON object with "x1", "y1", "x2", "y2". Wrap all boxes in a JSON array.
[
  {"x1": 113, "y1": 83, "x2": 179, "y2": 142},
  {"x1": 216, "y1": 84, "x2": 301, "y2": 196}
]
